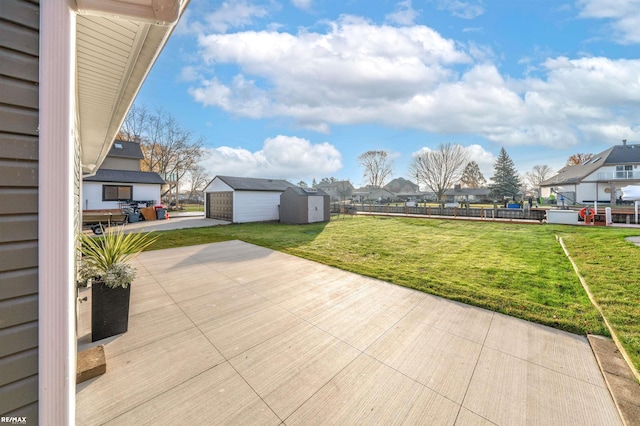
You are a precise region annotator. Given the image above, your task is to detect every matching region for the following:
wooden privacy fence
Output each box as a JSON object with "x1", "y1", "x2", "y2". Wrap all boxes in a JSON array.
[{"x1": 348, "y1": 204, "x2": 547, "y2": 221}]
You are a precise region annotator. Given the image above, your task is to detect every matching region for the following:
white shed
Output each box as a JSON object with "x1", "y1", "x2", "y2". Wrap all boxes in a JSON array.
[{"x1": 204, "y1": 176, "x2": 296, "y2": 223}]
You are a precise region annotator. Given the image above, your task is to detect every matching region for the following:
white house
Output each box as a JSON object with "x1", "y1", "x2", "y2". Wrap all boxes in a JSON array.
[
  {"x1": 0, "y1": 1, "x2": 188, "y2": 421},
  {"x1": 205, "y1": 176, "x2": 296, "y2": 223},
  {"x1": 82, "y1": 140, "x2": 164, "y2": 211},
  {"x1": 540, "y1": 140, "x2": 640, "y2": 205}
]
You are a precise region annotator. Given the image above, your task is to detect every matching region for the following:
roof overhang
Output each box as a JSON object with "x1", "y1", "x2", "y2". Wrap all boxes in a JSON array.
[{"x1": 74, "y1": 0, "x2": 188, "y2": 173}]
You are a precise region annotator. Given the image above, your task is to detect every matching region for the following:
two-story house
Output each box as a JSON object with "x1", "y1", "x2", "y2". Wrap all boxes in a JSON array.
[
  {"x1": 82, "y1": 140, "x2": 165, "y2": 211},
  {"x1": 540, "y1": 140, "x2": 640, "y2": 205},
  {"x1": 315, "y1": 180, "x2": 354, "y2": 202}
]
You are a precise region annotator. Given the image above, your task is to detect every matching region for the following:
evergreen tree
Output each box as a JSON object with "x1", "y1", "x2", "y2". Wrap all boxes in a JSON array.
[
  {"x1": 311, "y1": 178, "x2": 317, "y2": 188},
  {"x1": 460, "y1": 161, "x2": 486, "y2": 188},
  {"x1": 490, "y1": 147, "x2": 521, "y2": 198}
]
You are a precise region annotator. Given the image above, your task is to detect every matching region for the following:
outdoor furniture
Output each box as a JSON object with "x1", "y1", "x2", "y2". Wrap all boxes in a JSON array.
[{"x1": 82, "y1": 213, "x2": 128, "y2": 234}]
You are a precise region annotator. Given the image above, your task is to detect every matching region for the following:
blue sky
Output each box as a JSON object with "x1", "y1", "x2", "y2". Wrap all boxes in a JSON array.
[{"x1": 135, "y1": 0, "x2": 640, "y2": 188}]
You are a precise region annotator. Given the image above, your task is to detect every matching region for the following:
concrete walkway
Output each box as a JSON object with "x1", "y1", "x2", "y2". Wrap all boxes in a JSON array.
[
  {"x1": 123, "y1": 212, "x2": 229, "y2": 233},
  {"x1": 76, "y1": 241, "x2": 622, "y2": 425}
]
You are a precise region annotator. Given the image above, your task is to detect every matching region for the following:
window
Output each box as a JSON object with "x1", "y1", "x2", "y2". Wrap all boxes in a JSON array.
[
  {"x1": 103, "y1": 185, "x2": 132, "y2": 201},
  {"x1": 616, "y1": 165, "x2": 633, "y2": 179}
]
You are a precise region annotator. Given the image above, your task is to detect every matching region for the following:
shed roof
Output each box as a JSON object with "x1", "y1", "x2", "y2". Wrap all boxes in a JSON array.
[
  {"x1": 107, "y1": 140, "x2": 144, "y2": 159},
  {"x1": 215, "y1": 176, "x2": 295, "y2": 191},
  {"x1": 284, "y1": 187, "x2": 329, "y2": 196},
  {"x1": 83, "y1": 169, "x2": 165, "y2": 185}
]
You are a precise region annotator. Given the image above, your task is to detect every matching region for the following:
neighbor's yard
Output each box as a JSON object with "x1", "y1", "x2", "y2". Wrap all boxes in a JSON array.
[{"x1": 147, "y1": 216, "x2": 640, "y2": 372}]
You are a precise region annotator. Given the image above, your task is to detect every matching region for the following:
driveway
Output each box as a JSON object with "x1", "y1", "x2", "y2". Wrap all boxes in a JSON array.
[{"x1": 76, "y1": 240, "x2": 621, "y2": 425}]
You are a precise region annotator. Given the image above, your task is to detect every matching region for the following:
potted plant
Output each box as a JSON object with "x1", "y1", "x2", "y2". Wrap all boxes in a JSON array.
[{"x1": 78, "y1": 225, "x2": 158, "y2": 342}]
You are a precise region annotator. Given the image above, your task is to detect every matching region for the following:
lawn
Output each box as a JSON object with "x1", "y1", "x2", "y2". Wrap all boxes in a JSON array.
[{"x1": 147, "y1": 215, "x2": 640, "y2": 372}]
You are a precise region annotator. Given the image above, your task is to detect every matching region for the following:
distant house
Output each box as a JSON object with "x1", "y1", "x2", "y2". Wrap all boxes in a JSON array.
[
  {"x1": 444, "y1": 186, "x2": 491, "y2": 203},
  {"x1": 314, "y1": 180, "x2": 354, "y2": 201},
  {"x1": 540, "y1": 141, "x2": 640, "y2": 205},
  {"x1": 352, "y1": 187, "x2": 396, "y2": 202},
  {"x1": 82, "y1": 140, "x2": 165, "y2": 211},
  {"x1": 204, "y1": 175, "x2": 296, "y2": 223},
  {"x1": 384, "y1": 177, "x2": 419, "y2": 194}
]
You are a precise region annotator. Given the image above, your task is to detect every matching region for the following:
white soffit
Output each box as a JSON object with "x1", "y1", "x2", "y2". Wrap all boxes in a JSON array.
[{"x1": 75, "y1": 0, "x2": 187, "y2": 173}]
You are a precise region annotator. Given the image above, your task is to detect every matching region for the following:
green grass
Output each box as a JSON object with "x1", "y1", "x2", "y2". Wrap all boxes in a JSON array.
[
  {"x1": 557, "y1": 227, "x2": 640, "y2": 372},
  {"x1": 146, "y1": 216, "x2": 640, "y2": 371},
  {"x1": 175, "y1": 203, "x2": 204, "y2": 212}
]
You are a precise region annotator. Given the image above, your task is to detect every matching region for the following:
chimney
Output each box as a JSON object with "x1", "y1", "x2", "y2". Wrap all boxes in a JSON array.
[{"x1": 622, "y1": 139, "x2": 627, "y2": 146}]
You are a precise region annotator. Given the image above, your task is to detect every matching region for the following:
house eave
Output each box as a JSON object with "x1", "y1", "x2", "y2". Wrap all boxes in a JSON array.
[{"x1": 76, "y1": 0, "x2": 188, "y2": 173}]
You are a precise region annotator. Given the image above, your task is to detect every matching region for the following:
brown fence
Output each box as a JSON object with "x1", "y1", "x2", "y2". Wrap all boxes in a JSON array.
[
  {"x1": 339, "y1": 204, "x2": 547, "y2": 221},
  {"x1": 330, "y1": 203, "x2": 640, "y2": 224}
]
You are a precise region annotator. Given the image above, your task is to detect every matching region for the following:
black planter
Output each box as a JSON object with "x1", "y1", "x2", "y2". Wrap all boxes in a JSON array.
[{"x1": 91, "y1": 281, "x2": 131, "y2": 342}]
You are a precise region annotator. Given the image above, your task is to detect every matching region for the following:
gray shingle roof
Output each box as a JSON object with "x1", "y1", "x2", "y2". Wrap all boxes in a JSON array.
[
  {"x1": 216, "y1": 176, "x2": 295, "y2": 191},
  {"x1": 604, "y1": 144, "x2": 640, "y2": 164},
  {"x1": 540, "y1": 144, "x2": 640, "y2": 186},
  {"x1": 107, "y1": 140, "x2": 144, "y2": 159},
  {"x1": 84, "y1": 169, "x2": 165, "y2": 184}
]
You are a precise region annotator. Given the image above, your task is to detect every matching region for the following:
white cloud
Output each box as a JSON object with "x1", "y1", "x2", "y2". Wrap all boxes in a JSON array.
[
  {"x1": 577, "y1": 0, "x2": 640, "y2": 43},
  {"x1": 178, "y1": 66, "x2": 201, "y2": 82},
  {"x1": 178, "y1": 0, "x2": 269, "y2": 35},
  {"x1": 464, "y1": 144, "x2": 497, "y2": 178},
  {"x1": 291, "y1": 0, "x2": 313, "y2": 11},
  {"x1": 411, "y1": 144, "x2": 495, "y2": 179},
  {"x1": 433, "y1": 0, "x2": 484, "y2": 20},
  {"x1": 187, "y1": 15, "x2": 640, "y2": 149},
  {"x1": 189, "y1": 16, "x2": 470, "y2": 129},
  {"x1": 200, "y1": 135, "x2": 342, "y2": 181},
  {"x1": 385, "y1": 0, "x2": 419, "y2": 26}
]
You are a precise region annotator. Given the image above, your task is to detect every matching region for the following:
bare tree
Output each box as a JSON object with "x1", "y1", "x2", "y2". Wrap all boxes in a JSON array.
[
  {"x1": 185, "y1": 165, "x2": 211, "y2": 199},
  {"x1": 525, "y1": 165, "x2": 554, "y2": 198},
  {"x1": 459, "y1": 161, "x2": 486, "y2": 188},
  {"x1": 358, "y1": 150, "x2": 393, "y2": 188},
  {"x1": 566, "y1": 153, "x2": 594, "y2": 166},
  {"x1": 335, "y1": 180, "x2": 354, "y2": 201},
  {"x1": 118, "y1": 103, "x2": 149, "y2": 142},
  {"x1": 409, "y1": 143, "x2": 469, "y2": 202},
  {"x1": 119, "y1": 105, "x2": 205, "y2": 196}
]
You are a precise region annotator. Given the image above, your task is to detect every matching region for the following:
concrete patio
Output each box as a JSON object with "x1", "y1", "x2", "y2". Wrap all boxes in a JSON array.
[{"x1": 76, "y1": 240, "x2": 622, "y2": 425}]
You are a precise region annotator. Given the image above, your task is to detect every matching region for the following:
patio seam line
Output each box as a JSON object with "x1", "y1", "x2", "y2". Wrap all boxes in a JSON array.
[
  {"x1": 227, "y1": 273, "x2": 424, "y2": 422},
  {"x1": 280, "y1": 352, "x2": 366, "y2": 425},
  {"x1": 293, "y1": 293, "x2": 467, "y2": 413},
  {"x1": 481, "y1": 343, "x2": 611, "y2": 390},
  {"x1": 101, "y1": 361, "x2": 231, "y2": 425},
  {"x1": 152, "y1": 268, "x2": 287, "y2": 424},
  {"x1": 363, "y1": 300, "x2": 483, "y2": 408},
  {"x1": 455, "y1": 311, "x2": 495, "y2": 425}
]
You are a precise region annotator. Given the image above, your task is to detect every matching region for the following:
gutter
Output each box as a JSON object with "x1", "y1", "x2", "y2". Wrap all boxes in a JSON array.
[{"x1": 76, "y1": 0, "x2": 182, "y2": 26}]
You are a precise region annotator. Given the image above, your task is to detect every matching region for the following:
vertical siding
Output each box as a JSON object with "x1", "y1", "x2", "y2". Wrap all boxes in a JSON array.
[{"x1": 0, "y1": 0, "x2": 40, "y2": 421}]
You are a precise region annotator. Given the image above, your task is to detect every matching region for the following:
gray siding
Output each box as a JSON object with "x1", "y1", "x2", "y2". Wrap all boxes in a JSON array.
[
  {"x1": 0, "y1": 0, "x2": 40, "y2": 420},
  {"x1": 100, "y1": 156, "x2": 141, "y2": 171}
]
